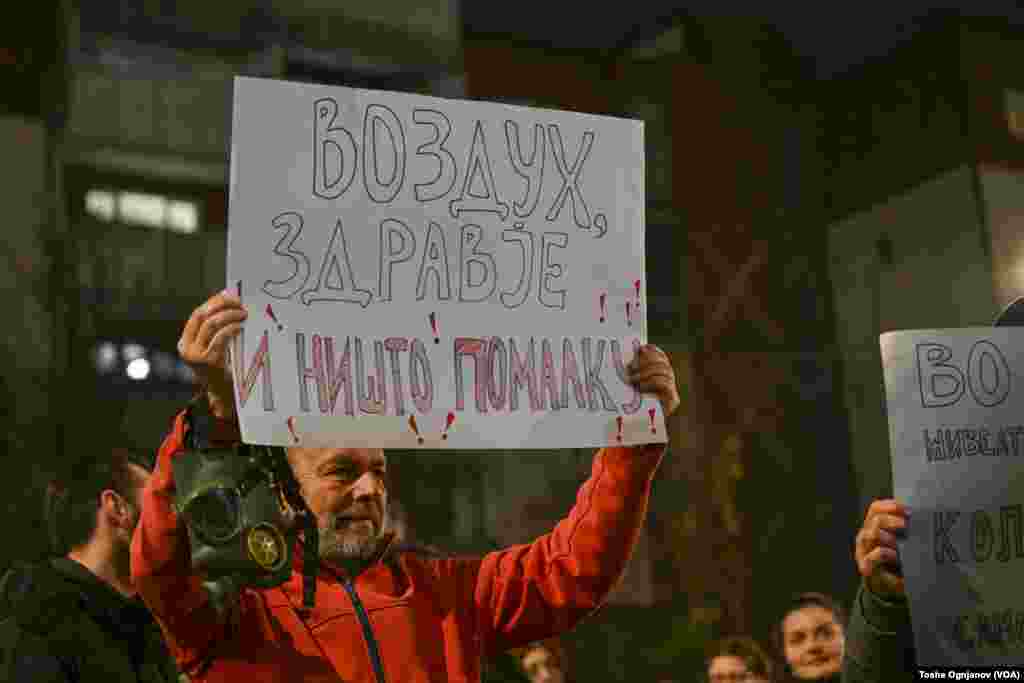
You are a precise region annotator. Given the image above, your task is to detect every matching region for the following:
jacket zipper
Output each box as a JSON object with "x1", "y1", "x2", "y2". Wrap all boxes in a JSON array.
[{"x1": 340, "y1": 578, "x2": 387, "y2": 683}]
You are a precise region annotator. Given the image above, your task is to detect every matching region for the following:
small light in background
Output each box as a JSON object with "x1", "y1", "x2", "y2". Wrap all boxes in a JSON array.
[
  {"x1": 122, "y1": 343, "x2": 146, "y2": 362},
  {"x1": 119, "y1": 192, "x2": 165, "y2": 229},
  {"x1": 126, "y1": 357, "x2": 151, "y2": 381},
  {"x1": 85, "y1": 187, "x2": 201, "y2": 234},
  {"x1": 85, "y1": 190, "x2": 115, "y2": 221},
  {"x1": 93, "y1": 342, "x2": 119, "y2": 373},
  {"x1": 166, "y1": 200, "x2": 198, "y2": 234}
]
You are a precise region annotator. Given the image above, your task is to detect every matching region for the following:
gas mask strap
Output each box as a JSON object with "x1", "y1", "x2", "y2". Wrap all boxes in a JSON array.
[
  {"x1": 184, "y1": 394, "x2": 216, "y2": 450},
  {"x1": 266, "y1": 445, "x2": 320, "y2": 613},
  {"x1": 302, "y1": 513, "x2": 319, "y2": 613}
]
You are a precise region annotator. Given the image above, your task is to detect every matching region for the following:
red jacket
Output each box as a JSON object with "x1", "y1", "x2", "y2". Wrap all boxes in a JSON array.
[{"x1": 131, "y1": 409, "x2": 665, "y2": 682}]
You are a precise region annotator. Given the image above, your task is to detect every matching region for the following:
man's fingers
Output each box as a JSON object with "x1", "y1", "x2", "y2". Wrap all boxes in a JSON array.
[
  {"x1": 203, "y1": 291, "x2": 242, "y2": 317},
  {"x1": 180, "y1": 293, "x2": 243, "y2": 349},
  {"x1": 194, "y1": 309, "x2": 248, "y2": 351},
  {"x1": 631, "y1": 374, "x2": 677, "y2": 400},
  {"x1": 855, "y1": 528, "x2": 868, "y2": 554},
  {"x1": 873, "y1": 527, "x2": 900, "y2": 549},
  {"x1": 637, "y1": 344, "x2": 667, "y2": 359},
  {"x1": 629, "y1": 367, "x2": 674, "y2": 386},
  {"x1": 180, "y1": 306, "x2": 206, "y2": 349},
  {"x1": 859, "y1": 525, "x2": 900, "y2": 554},
  {"x1": 863, "y1": 545, "x2": 900, "y2": 575},
  {"x1": 872, "y1": 512, "x2": 908, "y2": 533},
  {"x1": 865, "y1": 499, "x2": 909, "y2": 521},
  {"x1": 627, "y1": 345, "x2": 669, "y2": 370},
  {"x1": 207, "y1": 323, "x2": 244, "y2": 360}
]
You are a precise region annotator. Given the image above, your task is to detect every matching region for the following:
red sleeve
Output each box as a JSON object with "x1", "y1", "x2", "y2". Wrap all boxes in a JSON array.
[
  {"x1": 129, "y1": 407, "x2": 240, "y2": 675},
  {"x1": 472, "y1": 443, "x2": 665, "y2": 652}
]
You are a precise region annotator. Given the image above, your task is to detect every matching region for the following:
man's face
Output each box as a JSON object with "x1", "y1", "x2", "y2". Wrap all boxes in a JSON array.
[
  {"x1": 108, "y1": 463, "x2": 150, "y2": 579},
  {"x1": 288, "y1": 447, "x2": 389, "y2": 565},
  {"x1": 521, "y1": 647, "x2": 564, "y2": 683},
  {"x1": 782, "y1": 605, "x2": 845, "y2": 680}
]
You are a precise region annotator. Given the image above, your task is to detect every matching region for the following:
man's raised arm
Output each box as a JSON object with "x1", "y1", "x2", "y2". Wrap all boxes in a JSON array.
[
  {"x1": 130, "y1": 290, "x2": 247, "y2": 676},
  {"x1": 470, "y1": 345, "x2": 679, "y2": 652}
]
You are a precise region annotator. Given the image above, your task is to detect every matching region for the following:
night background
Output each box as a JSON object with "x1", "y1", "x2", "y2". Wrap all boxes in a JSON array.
[{"x1": 5, "y1": 1, "x2": 1024, "y2": 680}]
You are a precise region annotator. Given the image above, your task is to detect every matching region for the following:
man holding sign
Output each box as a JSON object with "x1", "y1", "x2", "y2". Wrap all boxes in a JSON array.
[
  {"x1": 130, "y1": 289, "x2": 679, "y2": 683},
  {"x1": 843, "y1": 297, "x2": 1024, "y2": 680}
]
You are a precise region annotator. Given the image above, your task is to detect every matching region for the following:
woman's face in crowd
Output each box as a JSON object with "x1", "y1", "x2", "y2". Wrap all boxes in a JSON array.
[
  {"x1": 522, "y1": 646, "x2": 564, "y2": 683},
  {"x1": 782, "y1": 605, "x2": 845, "y2": 680}
]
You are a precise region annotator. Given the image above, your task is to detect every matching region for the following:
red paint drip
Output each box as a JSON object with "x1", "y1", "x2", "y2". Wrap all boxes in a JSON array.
[
  {"x1": 626, "y1": 301, "x2": 632, "y2": 327},
  {"x1": 442, "y1": 411, "x2": 456, "y2": 440},
  {"x1": 409, "y1": 415, "x2": 424, "y2": 445},
  {"x1": 616, "y1": 415, "x2": 624, "y2": 442},
  {"x1": 286, "y1": 416, "x2": 299, "y2": 443},
  {"x1": 265, "y1": 303, "x2": 284, "y2": 331},
  {"x1": 429, "y1": 312, "x2": 439, "y2": 344},
  {"x1": 599, "y1": 293, "x2": 607, "y2": 323},
  {"x1": 634, "y1": 279, "x2": 641, "y2": 301},
  {"x1": 648, "y1": 408, "x2": 657, "y2": 434}
]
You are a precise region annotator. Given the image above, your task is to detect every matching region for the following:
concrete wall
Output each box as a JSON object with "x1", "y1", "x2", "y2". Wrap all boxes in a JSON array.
[
  {"x1": 979, "y1": 166, "x2": 1024, "y2": 309},
  {"x1": 828, "y1": 166, "x2": 996, "y2": 511},
  {"x1": 0, "y1": 116, "x2": 55, "y2": 565}
]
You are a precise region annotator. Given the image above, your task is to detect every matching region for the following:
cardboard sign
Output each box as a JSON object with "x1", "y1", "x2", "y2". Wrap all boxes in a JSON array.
[
  {"x1": 226, "y1": 76, "x2": 662, "y2": 449},
  {"x1": 882, "y1": 328, "x2": 1024, "y2": 665}
]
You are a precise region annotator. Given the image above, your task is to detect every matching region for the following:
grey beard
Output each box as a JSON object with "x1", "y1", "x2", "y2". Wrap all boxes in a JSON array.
[{"x1": 317, "y1": 511, "x2": 383, "y2": 565}]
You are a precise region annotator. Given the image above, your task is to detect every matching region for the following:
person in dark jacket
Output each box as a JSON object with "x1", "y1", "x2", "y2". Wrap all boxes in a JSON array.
[
  {"x1": 0, "y1": 442, "x2": 182, "y2": 682},
  {"x1": 771, "y1": 593, "x2": 847, "y2": 683},
  {"x1": 840, "y1": 297, "x2": 1024, "y2": 682},
  {"x1": 841, "y1": 498, "x2": 913, "y2": 683}
]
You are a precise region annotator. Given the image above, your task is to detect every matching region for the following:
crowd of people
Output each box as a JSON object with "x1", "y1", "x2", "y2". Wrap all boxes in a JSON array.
[
  {"x1": 508, "y1": 591, "x2": 850, "y2": 683},
  {"x1": 0, "y1": 286, "x2": 952, "y2": 682}
]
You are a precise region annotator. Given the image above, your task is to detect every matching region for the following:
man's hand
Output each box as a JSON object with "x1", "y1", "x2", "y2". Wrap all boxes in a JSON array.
[
  {"x1": 178, "y1": 290, "x2": 247, "y2": 420},
  {"x1": 855, "y1": 498, "x2": 908, "y2": 599},
  {"x1": 627, "y1": 344, "x2": 680, "y2": 417}
]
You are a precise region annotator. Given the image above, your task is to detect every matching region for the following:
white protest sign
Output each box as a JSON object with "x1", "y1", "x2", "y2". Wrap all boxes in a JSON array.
[
  {"x1": 881, "y1": 329, "x2": 1024, "y2": 666},
  {"x1": 226, "y1": 76, "x2": 663, "y2": 450}
]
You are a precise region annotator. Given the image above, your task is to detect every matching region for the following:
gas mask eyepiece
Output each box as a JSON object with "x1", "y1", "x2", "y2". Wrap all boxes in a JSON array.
[
  {"x1": 182, "y1": 485, "x2": 243, "y2": 545},
  {"x1": 173, "y1": 444, "x2": 319, "y2": 611}
]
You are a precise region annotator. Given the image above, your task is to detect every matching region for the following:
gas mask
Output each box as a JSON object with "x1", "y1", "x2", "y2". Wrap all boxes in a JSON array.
[{"x1": 173, "y1": 444, "x2": 320, "y2": 613}]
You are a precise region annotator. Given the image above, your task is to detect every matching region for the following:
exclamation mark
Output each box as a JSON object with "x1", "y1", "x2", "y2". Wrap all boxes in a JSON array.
[
  {"x1": 634, "y1": 279, "x2": 641, "y2": 309},
  {"x1": 286, "y1": 417, "x2": 299, "y2": 443},
  {"x1": 626, "y1": 301, "x2": 632, "y2": 327},
  {"x1": 236, "y1": 280, "x2": 243, "y2": 298},
  {"x1": 599, "y1": 293, "x2": 607, "y2": 323},
  {"x1": 429, "y1": 312, "x2": 440, "y2": 344},
  {"x1": 616, "y1": 415, "x2": 624, "y2": 442},
  {"x1": 409, "y1": 415, "x2": 424, "y2": 445},
  {"x1": 442, "y1": 411, "x2": 456, "y2": 440},
  {"x1": 648, "y1": 408, "x2": 657, "y2": 434},
  {"x1": 265, "y1": 304, "x2": 284, "y2": 331}
]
